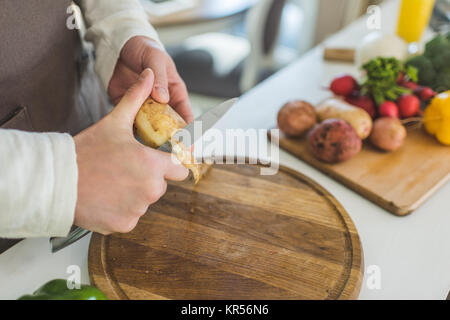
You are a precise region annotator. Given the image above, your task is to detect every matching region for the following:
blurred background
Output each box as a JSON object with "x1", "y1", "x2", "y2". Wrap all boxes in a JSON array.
[
  {"x1": 139, "y1": 0, "x2": 386, "y2": 116},
  {"x1": 138, "y1": 0, "x2": 448, "y2": 116}
]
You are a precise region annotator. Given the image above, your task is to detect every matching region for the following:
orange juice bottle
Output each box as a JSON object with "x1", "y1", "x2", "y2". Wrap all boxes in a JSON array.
[{"x1": 396, "y1": 0, "x2": 436, "y2": 43}]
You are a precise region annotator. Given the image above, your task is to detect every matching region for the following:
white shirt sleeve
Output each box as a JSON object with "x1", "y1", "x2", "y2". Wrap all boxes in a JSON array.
[
  {"x1": 0, "y1": 130, "x2": 78, "y2": 238},
  {"x1": 80, "y1": 0, "x2": 163, "y2": 91},
  {"x1": 0, "y1": 1, "x2": 160, "y2": 238}
]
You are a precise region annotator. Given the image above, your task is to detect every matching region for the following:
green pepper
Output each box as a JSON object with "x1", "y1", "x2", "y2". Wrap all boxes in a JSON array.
[{"x1": 18, "y1": 279, "x2": 107, "y2": 300}]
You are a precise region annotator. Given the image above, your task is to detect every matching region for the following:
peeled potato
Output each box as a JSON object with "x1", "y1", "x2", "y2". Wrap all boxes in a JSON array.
[
  {"x1": 135, "y1": 98, "x2": 186, "y2": 148},
  {"x1": 135, "y1": 98, "x2": 206, "y2": 183}
]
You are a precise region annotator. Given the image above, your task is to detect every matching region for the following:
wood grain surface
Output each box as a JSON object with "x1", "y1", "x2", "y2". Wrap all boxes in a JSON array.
[
  {"x1": 269, "y1": 128, "x2": 450, "y2": 216},
  {"x1": 89, "y1": 163, "x2": 363, "y2": 300}
]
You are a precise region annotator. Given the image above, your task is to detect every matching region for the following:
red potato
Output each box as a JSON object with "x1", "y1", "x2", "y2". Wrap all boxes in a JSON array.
[
  {"x1": 308, "y1": 119, "x2": 362, "y2": 163},
  {"x1": 277, "y1": 101, "x2": 317, "y2": 137},
  {"x1": 369, "y1": 117, "x2": 407, "y2": 151}
]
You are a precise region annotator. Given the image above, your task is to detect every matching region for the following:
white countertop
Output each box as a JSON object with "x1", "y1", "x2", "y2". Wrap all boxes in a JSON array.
[{"x1": 1, "y1": 0, "x2": 449, "y2": 300}]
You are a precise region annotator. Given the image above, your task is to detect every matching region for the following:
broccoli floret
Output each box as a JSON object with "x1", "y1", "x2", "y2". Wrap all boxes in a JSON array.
[
  {"x1": 424, "y1": 34, "x2": 450, "y2": 59},
  {"x1": 405, "y1": 34, "x2": 450, "y2": 91},
  {"x1": 425, "y1": 34, "x2": 450, "y2": 70},
  {"x1": 431, "y1": 50, "x2": 450, "y2": 70},
  {"x1": 433, "y1": 67, "x2": 450, "y2": 92},
  {"x1": 406, "y1": 55, "x2": 436, "y2": 86}
]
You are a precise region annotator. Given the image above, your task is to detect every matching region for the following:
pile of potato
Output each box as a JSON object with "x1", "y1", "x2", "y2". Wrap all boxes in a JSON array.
[{"x1": 277, "y1": 98, "x2": 407, "y2": 163}]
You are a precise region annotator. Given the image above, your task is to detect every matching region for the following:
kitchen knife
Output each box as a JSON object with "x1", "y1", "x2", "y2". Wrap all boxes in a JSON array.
[{"x1": 50, "y1": 97, "x2": 238, "y2": 253}]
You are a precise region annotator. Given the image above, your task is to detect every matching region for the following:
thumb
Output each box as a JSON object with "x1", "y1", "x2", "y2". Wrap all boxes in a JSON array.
[{"x1": 111, "y1": 68, "x2": 154, "y2": 126}]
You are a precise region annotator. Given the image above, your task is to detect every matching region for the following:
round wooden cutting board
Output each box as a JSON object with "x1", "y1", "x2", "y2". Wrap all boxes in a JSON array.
[{"x1": 89, "y1": 163, "x2": 363, "y2": 300}]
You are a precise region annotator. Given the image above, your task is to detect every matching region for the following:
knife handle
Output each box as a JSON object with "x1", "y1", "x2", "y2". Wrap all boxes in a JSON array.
[{"x1": 49, "y1": 227, "x2": 90, "y2": 253}]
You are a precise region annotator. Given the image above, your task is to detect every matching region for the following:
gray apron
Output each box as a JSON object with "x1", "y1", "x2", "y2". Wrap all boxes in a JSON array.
[{"x1": 0, "y1": 0, "x2": 110, "y2": 253}]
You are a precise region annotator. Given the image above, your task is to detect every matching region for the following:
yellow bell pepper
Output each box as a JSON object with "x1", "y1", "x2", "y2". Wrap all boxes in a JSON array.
[{"x1": 424, "y1": 91, "x2": 450, "y2": 145}]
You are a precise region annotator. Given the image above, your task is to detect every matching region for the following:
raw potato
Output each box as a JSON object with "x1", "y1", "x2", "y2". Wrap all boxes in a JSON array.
[
  {"x1": 369, "y1": 117, "x2": 407, "y2": 151},
  {"x1": 316, "y1": 98, "x2": 373, "y2": 139},
  {"x1": 135, "y1": 98, "x2": 203, "y2": 183},
  {"x1": 135, "y1": 98, "x2": 186, "y2": 148},
  {"x1": 308, "y1": 119, "x2": 362, "y2": 163},
  {"x1": 277, "y1": 100, "x2": 317, "y2": 137}
]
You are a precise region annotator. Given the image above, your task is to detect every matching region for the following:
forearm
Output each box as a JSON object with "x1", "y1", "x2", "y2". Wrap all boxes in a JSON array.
[
  {"x1": 0, "y1": 130, "x2": 77, "y2": 238},
  {"x1": 79, "y1": 0, "x2": 163, "y2": 91}
]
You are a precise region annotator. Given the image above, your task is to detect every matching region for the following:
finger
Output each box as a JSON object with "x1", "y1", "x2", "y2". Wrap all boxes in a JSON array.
[
  {"x1": 169, "y1": 79, "x2": 194, "y2": 123},
  {"x1": 145, "y1": 180, "x2": 168, "y2": 205},
  {"x1": 151, "y1": 149, "x2": 189, "y2": 181},
  {"x1": 116, "y1": 216, "x2": 140, "y2": 234},
  {"x1": 165, "y1": 156, "x2": 189, "y2": 181},
  {"x1": 143, "y1": 59, "x2": 170, "y2": 104},
  {"x1": 108, "y1": 60, "x2": 140, "y2": 105},
  {"x1": 112, "y1": 68, "x2": 154, "y2": 125}
]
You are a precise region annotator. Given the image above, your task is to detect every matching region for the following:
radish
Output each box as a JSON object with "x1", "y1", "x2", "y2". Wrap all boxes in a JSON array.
[
  {"x1": 397, "y1": 94, "x2": 420, "y2": 118},
  {"x1": 379, "y1": 101, "x2": 399, "y2": 118},
  {"x1": 401, "y1": 81, "x2": 419, "y2": 91},
  {"x1": 418, "y1": 87, "x2": 436, "y2": 101},
  {"x1": 345, "y1": 94, "x2": 376, "y2": 119},
  {"x1": 397, "y1": 72, "x2": 405, "y2": 84},
  {"x1": 330, "y1": 75, "x2": 357, "y2": 96}
]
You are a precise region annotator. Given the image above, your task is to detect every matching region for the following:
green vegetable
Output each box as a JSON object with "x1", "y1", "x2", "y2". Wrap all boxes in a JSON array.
[
  {"x1": 424, "y1": 34, "x2": 450, "y2": 61},
  {"x1": 406, "y1": 55, "x2": 436, "y2": 85},
  {"x1": 432, "y1": 51, "x2": 450, "y2": 70},
  {"x1": 360, "y1": 57, "x2": 415, "y2": 106},
  {"x1": 18, "y1": 279, "x2": 107, "y2": 300},
  {"x1": 434, "y1": 67, "x2": 450, "y2": 93},
  {"x1": 406, "y1": 32, "x2": 450, "y2": 92}
]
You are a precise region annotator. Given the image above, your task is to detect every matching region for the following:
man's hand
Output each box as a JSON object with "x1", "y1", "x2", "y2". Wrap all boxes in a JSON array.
[
  {"x1": 108, "y1": 36, "x2": 194, "y2": 123},
  {"x1": 74, "y1": 69, "x2": 189, "y2": 235}
]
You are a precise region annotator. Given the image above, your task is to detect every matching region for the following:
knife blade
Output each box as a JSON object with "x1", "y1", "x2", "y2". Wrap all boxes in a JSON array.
[
  {"x1": 50, "y1": 97, "x2": 238, "y2": 253},
  {"x1": 157, "y1": 97, "x2": 237, "y2": 154}
]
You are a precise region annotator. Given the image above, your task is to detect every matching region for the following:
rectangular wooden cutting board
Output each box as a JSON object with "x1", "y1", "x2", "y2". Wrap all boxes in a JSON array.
[{"x1": 269, "y1": 128, "x2": 450, "y2": 216}]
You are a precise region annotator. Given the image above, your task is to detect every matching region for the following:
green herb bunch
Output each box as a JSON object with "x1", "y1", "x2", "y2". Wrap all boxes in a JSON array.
[{"x1": 360, "y1": 57, "x2": 418, "y2": 106}]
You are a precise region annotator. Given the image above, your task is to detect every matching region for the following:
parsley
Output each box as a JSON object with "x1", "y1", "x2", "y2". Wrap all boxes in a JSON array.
[{"x1": 360, "y1": 57, "x2": 418, "y2": 106}]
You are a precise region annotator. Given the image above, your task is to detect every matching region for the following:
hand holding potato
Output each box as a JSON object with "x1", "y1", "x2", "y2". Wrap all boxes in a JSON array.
[
  {"x1": 108, "y1": 36, "x2": 193, "y2": 123},
  {"x1": 74, "y1": 69, "x2": 188, "y2": 235}
]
